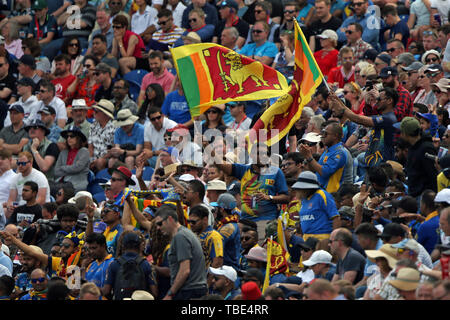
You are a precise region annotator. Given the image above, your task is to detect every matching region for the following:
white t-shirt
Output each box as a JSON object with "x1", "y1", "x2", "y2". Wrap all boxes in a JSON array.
[
  {"x1": 131, "y1": 5, "x2": 158, "y2": 35},
  {"x1": 431, "y1": 0, "x2": 450, "y2": 24},
  {"x1": 144, "y1": 117, "x2": 178, "y2": 151},
  {"x1": 4, "y1": 95, "x2": 41, "y2": 127},
  {"x1": 0, "y1": 169, "x2": 18, "y2": 228},
  {"x1": 10, "y1": 168, "x2": 51, "y2": 205},
  {"x1": 49, "y1": 96, "x2": 68, "y2": 122},
  {"x1": 166, "y1": 2, "x2": 187, "y2": 28}
]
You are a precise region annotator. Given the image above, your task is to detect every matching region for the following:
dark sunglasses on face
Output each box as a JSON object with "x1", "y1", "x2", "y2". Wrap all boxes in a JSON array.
[
  {"x1": 426, "y1": 57, "x2": 439, "y2": 63},
  {"x1": 31, "y1": 277, "x2": 46, "y2": 284},
  {"x1": 252, "y1": 29, "x2": 264, "y2": 34},
  {"x1": 158, "y1": 19, "x2": 169, "y2": 25},
  {"x1": 254, "y1": 10, "x2": 263, "y2": 14},
  {"x1": 93, "y1": 71, "x2": 101, "y2": 76},
  {"x1": 69, "y1": 43, "x2": 79, "y2": 47},
  {"x1": 345, "y1": 30, "x2": 353, "y2": 34},
  {"x1": 150, "y1": 115, "x2": 162, "y2": 121},
  {"x1": 156, "y1": 217, "x2": 168, "y2": 226},
  {"x1": 188, "y1": 18, "x2": 197, "y2": 23},
  {"x1": 113, "y1": 25, "x2": 123, "y2": 29},
  {"x1": 17, "y1": 161, "x2": 29, "y2": 166},
  {"x1": 111, "y1": 177, "x2": 125, "y2": 182},
  {"x1": 284, "y1": 9, "x2": 295, "y2": 13},
  {"x1": 387, "y1": 48, "x2": 397, "y2": 53},
  {"x1": 187, "y1": 219, "x2": 199, "y2": 225}
]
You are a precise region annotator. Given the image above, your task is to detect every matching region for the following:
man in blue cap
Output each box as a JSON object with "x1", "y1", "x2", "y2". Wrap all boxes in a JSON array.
[
  {"x1": 213, "y1": 0, "x2": 249, "y2": 49},
  {"x1": 5, "y1": 78, "x2": 41, "y2": 128}
]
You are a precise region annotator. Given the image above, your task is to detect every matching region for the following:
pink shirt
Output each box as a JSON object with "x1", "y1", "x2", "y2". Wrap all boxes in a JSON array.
[{"x1": 140, "y1": 68, "x2": 175, "y2": 94}]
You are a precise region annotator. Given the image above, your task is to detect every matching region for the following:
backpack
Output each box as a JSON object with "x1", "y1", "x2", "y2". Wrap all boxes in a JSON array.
[{"x1": 113, "y1": 255, "x2": 147, "y2": 300}]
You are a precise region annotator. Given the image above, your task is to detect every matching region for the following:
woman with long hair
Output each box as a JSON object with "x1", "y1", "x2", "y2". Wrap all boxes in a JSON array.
[
  {"x1": 343, "y1": 82, "x2": 363, "y2": 115},
  {"x1": 51, "y1": 36, "x2": 84, "y2": 75},
  {"x1": 138, "y1": 83, "x2": 165, "y2": 124},
  {"x1": 1, "y1": 20, "x2": 23, "y2": 58},
  {"x1": 67, "y1": 55, "x2": 101, "y2": 111}
]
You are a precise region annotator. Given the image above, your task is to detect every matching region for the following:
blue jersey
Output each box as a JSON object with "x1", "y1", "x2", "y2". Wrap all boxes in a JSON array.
[
  {"x1": 161, "y1": 90, "x2": 191, "y2": 124},
  {"x1": 218, "y1": 221, "x2": 241, "y2": 271},
  {"x1": 239, "y1": 41, "x2": 279, "y2": 60},
  {"x1": 299, "y1": 189, "x2": 340, "y2": 235},
  {"x1": 416, "y1": 211, "x2": 440, "y2": 254},
  {"x1": 317, "y1": 142, "x2": 347, "y2": 193},
  {"x1": 85, "y1": 254, "x2": 114, "y2": 289}
]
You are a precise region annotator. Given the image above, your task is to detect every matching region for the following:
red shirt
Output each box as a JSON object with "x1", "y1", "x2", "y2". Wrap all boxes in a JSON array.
[
  {"x1": 314, "y1": 49, "x2": 338, "y2": 78},
  {"x1": 327, "y1": 66, "x2": 355, "y2": 89},
  {"x1": 123, "y1": 30, "x2": 145, "y2": 58},
  {"x1": 52, "y1": 74, "x2": 76, "y2": 102}
]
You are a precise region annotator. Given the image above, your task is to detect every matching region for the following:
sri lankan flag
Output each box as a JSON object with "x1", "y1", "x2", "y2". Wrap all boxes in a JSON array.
[
  {"x1": 170, "y1": 43, "x2": 290, "y2": 118},
  {"x1": 249, "y1": 20, "x2": 326, "y2": 146},
  {"x1": 262, "y1": 237, "x2": 290, "y2": 293}
]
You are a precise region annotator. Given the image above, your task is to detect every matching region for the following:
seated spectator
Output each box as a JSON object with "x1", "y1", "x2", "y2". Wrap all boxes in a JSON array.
[
  {"x1": 85, "y1": 7, "x2": 114, "y2": 55},
  {"x1": 0, "y1": 55, "x2": 17, "y2": 106},
  {"x1": 0, "y1": 105, "x2": 30, "y2": 156},
  {"x1": 213, "y1": 0, "x2": 248, "y2": 49},
  {"x1": 18, "y1": 54, "x2": 41, "y2": 84},
  {"x1": 1, "y1": 20, "x2": 23, "y2": 60},
  {"x1": 181, "y1": 0, "x2": 218, "y2": 30},
  {"x1": 327, "y1": 47, "x2": 355, "y2": 89},
  {"x1": 58, "y1": 99, "x2": 91, "y2": 151},
  {"x1": 26, "y1": 0, "x2": 57, "y2": 48},
  {"x1": 343, "y1": 22, "x2": 372, "y2": 63},
  {"x1": 6, "y1": 181, "x2": 42, "y2": 228},
  {"x1": 37, "y1": 106, "x2": 62, "y2": 144},
  {"x1": 89, "y1": 34, "x2": 119, "y2": 79},
  {"x1": 54, "y1": 126, "x2": 90, "y2": 193},
  {"x1": 239, "y1": 21, "x2": 279, "y2": 66},
  {"x1": 149, "y1": 9, "x2": 184, "y2": 51},
  {"x1": 110, "y1": 79, "x2": 138, "y2": 117},
  {"x1": 110, "y1": 109, "x2": 145, "y2": 170},
  {"x1": 174, "y1": 8, "x2": 215, "y2": 47},
  {"x1": 94, "y1": 63, "x2": 115, "y2": 102},
  {"x1": 67, "y1": 55, "x2": 101, "y2": 108},
  {"x1": 21, "y1": 38, "x2": 51, "y2": 78},
  {"x1": 137, "y1": 84, "x2": 165, "y2": 124},
  {"x1": 50, "y1": 54, "x2": 77, "y2": 105},
  {"x1": 37, "y1": 80, "x2": 67, "y2": 129}
]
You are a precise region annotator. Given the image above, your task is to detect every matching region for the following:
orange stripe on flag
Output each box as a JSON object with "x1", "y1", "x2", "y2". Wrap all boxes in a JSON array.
[{"x1": 191, "y1": 53, "x2": 211, "y2": 105}]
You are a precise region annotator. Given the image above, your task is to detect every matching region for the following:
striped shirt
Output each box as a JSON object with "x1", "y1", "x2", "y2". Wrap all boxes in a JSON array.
[{"x1": 152, "y1": 26, "x2": 185, "y2": 46}]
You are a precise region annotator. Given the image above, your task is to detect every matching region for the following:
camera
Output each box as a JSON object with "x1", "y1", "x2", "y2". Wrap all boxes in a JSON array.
[{"x1": 425, "y1": 152, "x2": 439, "y2": 163}]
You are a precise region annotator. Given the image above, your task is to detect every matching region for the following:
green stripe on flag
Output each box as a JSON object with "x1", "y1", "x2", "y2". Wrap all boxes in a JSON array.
[
  {"x1": 177, "y1": 55, "x2": 200, "y2": 107},
  {"x1": 301, "y1": 39, "x2": 321, "y2": 81}
]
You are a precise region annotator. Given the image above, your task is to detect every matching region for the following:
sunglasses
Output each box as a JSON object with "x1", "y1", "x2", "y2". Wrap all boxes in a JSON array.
[
  {"x1": 352, "y1": 2, "x2": 365, "y2": 6},
  {"x1": 113, "y1": 86, "x2": 124, "y2": 90},
  {"x1": 188, "y1": 18, "x2": 197, "y2": 23},
  {"x1": 206, "y1": 109, "x2": 218, "y2": 114},
  {"x1": 187, "y1": 219, "x2": 200, "y2": 225},
  {"x1": 387, "y1": 48, "x2": 398, "y2": 53},
  {"x1": 300, "y1": 140, "x2": 317, "y2": 147},
  {"x1": 345, "y1": 30, "x2": 353, "y2": 34},
  {"x1": 156, "y1": 217, "x2": 168, "y2": 227},
  {"x1": 180, "y1": 168, "x2": 192, "y2": 173},
  {"x1": 158, "y1": 19, "x2": 169, "y2": 25},
  {"x1": 110, "y1": 1, "x2": 121, "y2": 4},
  {"x1": 93, "y1": 71, "x2": 101, "y2": 76},
  {"x1": 17, "y1": 161, "x2": 29, "y2": 166},
  {"x1": 150, "y1": 115, "x2": 162, "y2": 121},
  {"x1": 254, "y1": 10, "x2": 264, "y2": 14},
  {"x1": 69, "y1": 43, "x2": 79, "y2": 47},
  {"x1": 252, "y1": 29, "x2": 264, "y2": 34},
  {"x1": 426, "y1": 72, "x2": 440, "y2": 78},
  {"x1": 113, "y1": 25, "x2": 124, "y2": 29},
  {"x1": 31, "y1": 277, "x2": 46, "y2": 284},
  {"x1": 284, "y1": 9, "x2": 295, "y2": 13},
  {"x1": 425, "y1": 57, "x2": 439, "y2": 63},
  {"x1": 51, "y1": 250, "x2": 59, "y2": 255},
  {"x1": 241, "y1": 236, "x2": 252, "y2": 241}
]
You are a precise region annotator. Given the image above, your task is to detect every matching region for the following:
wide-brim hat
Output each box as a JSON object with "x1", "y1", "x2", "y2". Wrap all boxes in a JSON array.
[
  {"x1": 25, "y1": 119, "x2": 50, "y2": 136},
  {"x1": 92, "y1": 99, "x2": 114, "y2": 119},
  {"x1": 182, "y1": 32, "x2": 201, "y2": 43},
  {"x1": 388, "y1": 268, "x2": 420, "y2": 292},
  {"x1": 60, "y1": 125, "x2": 87, "y2": 143},
  {"x1": 365, "y1": 243, "x2": 399, "y2": 269},
  {"x1": 71, "y1": 99, "x2": 90, "y2": 110},
  {"x1": 113, "y1": 109, "x2": 139, "y2": 127},
  {"x1": 292, "y1": 171, "x2": 320, "y2": 189}
]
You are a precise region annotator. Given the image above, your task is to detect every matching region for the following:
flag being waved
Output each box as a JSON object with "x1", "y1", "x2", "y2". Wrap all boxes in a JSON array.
[
  {"x1": 170, "y1": 43, "x2": 290, "y2": 117},
  {"x1": 249, "y1": 20, "x2": 326, "y2": 147},
  {"x1": 262, "y1": 236, "x2": 290, "y2": 293}
]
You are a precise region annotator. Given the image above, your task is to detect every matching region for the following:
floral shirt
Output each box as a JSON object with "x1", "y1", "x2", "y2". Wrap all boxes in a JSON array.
[{"x1": 88, "y1": 120, "x2": 115, "y2": 159}]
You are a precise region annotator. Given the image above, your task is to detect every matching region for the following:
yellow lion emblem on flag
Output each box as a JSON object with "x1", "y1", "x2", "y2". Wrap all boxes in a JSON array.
[{"x1": 221, "y1": 51, "x2": 270, "y2": 93}]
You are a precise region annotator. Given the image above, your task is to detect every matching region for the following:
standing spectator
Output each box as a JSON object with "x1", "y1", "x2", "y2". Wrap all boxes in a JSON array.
[
  {"x1": 102, "y1": 231, "x2": 157, "y2": 300},
  {"x1": 6, "y1": 181, "x2": 42, "y2": 227},
  {"x1": 394, "y1": 116, "x2": 438, "y2": 199},
  {"x1": 381, "y1": 5, "x2": 410, "y2": 48},
  {"x1": 88, "y1": 99, "x2": 116, "y2": 172},
  {"x1": 153, "y1": 204, "x2": 208, "y2": 300},
  {"x1": 416, "y1": 189, "x2": 440, "y2": 254},
  {"x1": 292, "y1": 171, "x2": 340, "y2": 240},
  {"x1": 54, "y1": 126, "x2": 90, "y2": 193},
  {"x1": 330, "y1": 228, "x2": 366, "y2": 285}
]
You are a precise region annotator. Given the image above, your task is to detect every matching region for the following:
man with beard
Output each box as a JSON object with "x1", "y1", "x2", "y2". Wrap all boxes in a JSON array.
[
  {"x1": 82, "y1": 233, "x2": 114, "y2": 290},
  {"x1": 401, "y1": 61, "x2": 423, "y2": 101},
  {"x1": 10, "y1": 245, "x2": 44, "y2": 299},
  {"x1": 330, "y1": 87, "x2": 398, "y2": 168},
  {"x1": 50, "y1": 54, "x2": 76, "y2": 105},
  {"x1": 327, "y1": 47, "x2": 355, "y2": 89},
  {"x1": 307, "y1": 0, "x2": 342, "y2": 52},
  {"x1": 110, "y1": 79, "x2": 138, "y2": 117},
  {"x1": 138, "y1": 51, "x2": 175, "y2": 105},
  {"x1": 363, "y1": 66, "x2": 413, "y2": 122}
]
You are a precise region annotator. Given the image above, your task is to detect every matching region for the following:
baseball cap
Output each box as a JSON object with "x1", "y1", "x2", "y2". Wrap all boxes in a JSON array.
[
  {"x1": 302, "y1": 250, "x2": 332, "y2": 266},
  {"x1": 401, "y1": 61, "x2": 423, "y2": 72},
  {"x1": 179, "y1": 174, "x2": 195, "y2": 182},
  {"x1": 363, "y1": 48, "x2": 379, "y2": 61},
  {"x1": 122, "y1": 232, "x2": 141, "y2": 246},
  {"x1": 298, "y1": 236, "x2": 319, "y2": 251},
  {"x1": 393, "y1": 116, "x2": 421, "y2": 136},
  {"x1": 217, "y1": 193, "x2": 237, "y2": 210},
  {"x1": 32, "y1": 0, "x2": 47, "y2": 10},
  {"x1": 379, "y1": 66, "x2": 398, "y2": 78},
  {"x1": 426, "y1": 63, "x2": 443, "y2": 73},
  {"x1": 17, "y1": 77, "x2": 35, "y2": 89},
  {"x1": 301, "y1": 132, "x2": 321, "y2": 143},
  {"x1": 380, "y1": 223, "x2": 406, "y2": 240},
  {"x1": 206, "y1": 179, "x2": 227, "y2": 191},
  {"x1": 95, "y1": 62, "x2": 111, "y2": 74},
  {"x1": 376, "y1": 53, "x2": 391, "y2": 65},
  {"x1": 227, "y1": 181, "x2": 241, "y2": 195},
  {"x1": 219, "y1": 0, "x2": 238, "y2": 11},
  {"x1": 19, "y1": 55, "x2": 36, "y2": 69},
  {"x1": 68, "y1": 191, "x2": 93, "y2": 204},
  {"x1": 431, "y1": 77, "x2": 450, "y2": 93},
  {"x1": 391, "y1": 238, "x2": 420, "y2": 254},
  {"x1": 38, "y1": 105, "x2": 56, "y2": 115},
  {"x1": 209, "y1": 265, "x2": 237, "y2": 282},
  {"x1": 434, "y1": 188, "x2": 450, "y2": 204},
  {"x1": 316, "y1": 29, "x2": 338, "y2": 41},
  {"x1": 339, "y1": 206, "x2": 355, "y2": 221},
  {"x1": 9, "y1": 104, "x2": 24, "y2": 113}
]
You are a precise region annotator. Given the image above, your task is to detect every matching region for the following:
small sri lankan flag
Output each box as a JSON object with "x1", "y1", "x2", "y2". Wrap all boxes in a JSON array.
[
  {"x1": 170, "y1": 43, "x2": 290, "y2": 118},
  {"x1": 249, "y1": 20, "x2": 326, "y2": 147}
]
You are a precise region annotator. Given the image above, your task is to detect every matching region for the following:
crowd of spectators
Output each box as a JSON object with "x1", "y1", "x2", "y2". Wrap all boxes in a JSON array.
[{"x1": 0, "y1": 0, "x2": 449, "y2": 302}]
